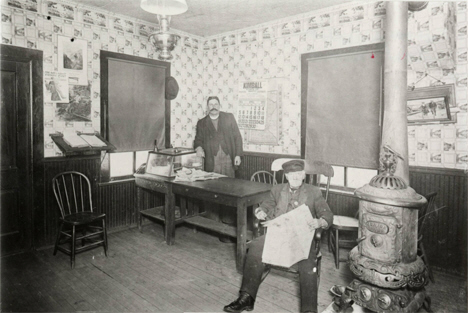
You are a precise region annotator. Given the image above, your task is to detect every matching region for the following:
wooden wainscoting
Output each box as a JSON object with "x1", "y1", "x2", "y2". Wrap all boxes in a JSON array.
[
  {"x1": 98, "y1": 179, "x2": 164, "y2": 230},
  {"x1": 409, "y1": 166, "x2": 467, "y2": 276}
]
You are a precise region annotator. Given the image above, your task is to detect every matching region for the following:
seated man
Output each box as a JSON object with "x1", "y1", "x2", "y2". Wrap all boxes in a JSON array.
[{"x1": 223, "y1": 159, "x2": 333, "y2": 313}]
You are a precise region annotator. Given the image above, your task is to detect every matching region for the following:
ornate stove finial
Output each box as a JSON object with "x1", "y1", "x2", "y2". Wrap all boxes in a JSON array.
[
  {"x1": 370, "y1": 145, "x2": 407, "y2": 189},
  {"x1": 380, "y1": 145, "x2": 403, "y2": 175}
]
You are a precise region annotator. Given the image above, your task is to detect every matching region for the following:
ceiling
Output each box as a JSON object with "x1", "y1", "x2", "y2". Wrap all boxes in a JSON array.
[{"x1": 74, "y1": 0, "x2": 357, "y2": 37}]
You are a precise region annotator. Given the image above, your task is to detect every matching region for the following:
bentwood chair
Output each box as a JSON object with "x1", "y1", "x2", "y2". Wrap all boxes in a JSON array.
[
  {"x1": 254, "y1": 159, "x2": 334, "y2": 287},
  {"x1": 52, "y1": 171, "x2": 108, "y2": 268},
  {"x1": 418, "y1": 192, "x2": 438, "y2": 283}
]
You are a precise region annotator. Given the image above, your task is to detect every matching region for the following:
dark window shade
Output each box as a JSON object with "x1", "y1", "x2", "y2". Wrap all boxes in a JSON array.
[
  {"x1": 302, "y1": 44, "x2": 384, "y2": 169},
  {"x1": 108, "y1": 58, "x2": 166, "y2": 152}
]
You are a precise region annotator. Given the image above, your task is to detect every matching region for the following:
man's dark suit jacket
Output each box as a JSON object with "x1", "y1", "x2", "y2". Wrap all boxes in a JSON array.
[
  {"x1": 194, "y1": 112, "x2": 243, "y2": 172},
  {"x1": 261, "y1": 183, "x2": 333, "y2": 227}
]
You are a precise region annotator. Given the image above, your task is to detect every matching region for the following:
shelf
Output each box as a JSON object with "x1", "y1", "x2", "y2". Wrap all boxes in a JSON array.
[{"x1": 140, "y1": 206, "x2": 207, "y2": 226}]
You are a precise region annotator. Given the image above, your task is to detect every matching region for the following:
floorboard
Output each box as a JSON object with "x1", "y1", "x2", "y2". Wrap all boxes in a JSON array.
[{"x1": 1, "y1": 224, "x2": 466, "y2": 313}]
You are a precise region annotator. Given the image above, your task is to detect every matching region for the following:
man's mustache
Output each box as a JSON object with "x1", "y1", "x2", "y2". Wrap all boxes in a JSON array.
[{"x1": 210, "y1": 108, "x2": 219, "y2": 111}]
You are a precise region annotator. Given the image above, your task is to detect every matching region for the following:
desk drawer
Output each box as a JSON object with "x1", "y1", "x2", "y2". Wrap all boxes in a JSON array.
[
  {"x1": 136, "y1": 178, "x2": 168, "y2": 192},
  {"x1": 172, "y1": 184, "x2": 237, "y2": 206}
]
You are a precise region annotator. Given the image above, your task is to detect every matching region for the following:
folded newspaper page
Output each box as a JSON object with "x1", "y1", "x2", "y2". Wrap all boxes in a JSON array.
[{"x1": 262, "y1": 204, "x2": 315, "y2": 268}]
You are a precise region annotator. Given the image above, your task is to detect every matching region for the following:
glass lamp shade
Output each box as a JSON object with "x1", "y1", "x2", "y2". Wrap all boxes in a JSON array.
[
  {"x1": 140, "y1": 0, "x2": 188, "y2": 15},
  {"x1": 149, "y1": 32, "x2": 180, "y2": 60}
]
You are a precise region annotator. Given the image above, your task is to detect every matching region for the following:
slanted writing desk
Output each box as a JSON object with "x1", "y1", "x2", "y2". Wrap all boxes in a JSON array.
[{"x1": 134, "y1": 173, "x2": 273, "y2": 272}]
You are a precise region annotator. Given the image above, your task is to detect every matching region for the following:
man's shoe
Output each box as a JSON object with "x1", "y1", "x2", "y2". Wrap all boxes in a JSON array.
[{"x1": 223, "y1": 292, "x2": 255, "y2": 312}]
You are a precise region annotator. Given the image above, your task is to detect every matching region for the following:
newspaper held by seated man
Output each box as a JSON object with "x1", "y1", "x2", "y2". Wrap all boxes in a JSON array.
[{"x1": 262, "y1": 204, "x2": 316, "y2": 268}]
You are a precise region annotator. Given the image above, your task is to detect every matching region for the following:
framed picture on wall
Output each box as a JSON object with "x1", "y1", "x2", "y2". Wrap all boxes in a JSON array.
[
  {"x1": 57, "y1": 35, "x2": 88, "y2": 85},
  {"x1": 407, "y1": 84, "x2": 456, "y2": 124}
]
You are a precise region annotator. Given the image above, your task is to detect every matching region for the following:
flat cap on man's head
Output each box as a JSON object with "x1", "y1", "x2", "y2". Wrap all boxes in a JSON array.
[{"x1": 282, "y1": 160, "x2": 305, "y2": 173}]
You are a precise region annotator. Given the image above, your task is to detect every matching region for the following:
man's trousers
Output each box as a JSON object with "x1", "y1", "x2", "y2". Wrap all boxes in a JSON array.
[{"x1": 240, "y1": 235, "x2": 319, "y2": 312}]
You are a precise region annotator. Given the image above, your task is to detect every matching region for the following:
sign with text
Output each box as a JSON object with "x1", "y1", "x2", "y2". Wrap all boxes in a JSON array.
[{"x1": 237, "y1": 80, "x2": 268, "y2": 130}]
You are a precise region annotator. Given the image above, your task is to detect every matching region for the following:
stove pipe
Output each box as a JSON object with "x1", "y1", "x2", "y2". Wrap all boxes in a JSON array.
[{"x1": 340, "y1": 3, "x2": 431, "y2": 313}]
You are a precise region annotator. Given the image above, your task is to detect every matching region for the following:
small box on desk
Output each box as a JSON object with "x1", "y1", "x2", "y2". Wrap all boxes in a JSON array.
[{"x1": 145, "y1": 148, "x2": 203, "y2": 177}]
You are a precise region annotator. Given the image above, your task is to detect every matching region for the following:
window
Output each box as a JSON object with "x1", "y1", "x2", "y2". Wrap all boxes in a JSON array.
[
  {"x1": 325, "y1": 165, "x2": 377, "y2": 190},
  {"x1": 100, "y1": 51, "x2": 170, "y2": 181},
  {"x1": 301, "y1": 43, "x2": 384, "y2": 170},
  {"x1": 108, "y1": 150, "x2": 150, "y2": 179},
  {"x1": 109, "y1": 152, "x2": 133, "y2": 178}
]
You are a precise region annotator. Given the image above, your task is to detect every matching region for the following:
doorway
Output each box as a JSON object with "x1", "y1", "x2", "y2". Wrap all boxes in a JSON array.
[{"x1": 1, "y1": 45, "x2": 42, "y2": 256}]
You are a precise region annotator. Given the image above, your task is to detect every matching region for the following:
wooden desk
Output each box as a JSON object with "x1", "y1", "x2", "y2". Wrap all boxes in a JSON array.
[
  {"x1": 171, "y1": 177, "x2": 273, "y2": 272},
  {"x1": 135, "y1": 174, "x2": 272, "y2": 272}
]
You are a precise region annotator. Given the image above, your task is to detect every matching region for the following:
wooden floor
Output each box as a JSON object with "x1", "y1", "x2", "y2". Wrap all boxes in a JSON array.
[{"x1": 1, "y1": 224, "x2": 467, "y2": 313}]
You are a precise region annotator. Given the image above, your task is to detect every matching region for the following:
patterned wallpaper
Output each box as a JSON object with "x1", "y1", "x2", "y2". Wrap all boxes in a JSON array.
[{"x1": 1, "y1": 0, "x2": 467, "y2": 170}]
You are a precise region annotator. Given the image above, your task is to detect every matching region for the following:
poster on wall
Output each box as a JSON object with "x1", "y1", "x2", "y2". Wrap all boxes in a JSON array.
[
  {"x1": 57, "y1": 35, "x2": 88, "y2": 85},
  {"x1": 247, "y1": 78, "x2": 283, "y2": 145},
  {"x1": 55, "y1": 84, "x2": 91, "y2": 122},
  {"x1": 44, "y1": 71, "x2": 69, "y2": 103},
  {"x1": 237, "y1": 80, "x2": 268, "y2": 130}
]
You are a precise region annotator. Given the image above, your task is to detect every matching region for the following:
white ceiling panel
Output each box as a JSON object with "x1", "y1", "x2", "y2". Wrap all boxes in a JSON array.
[{"x1": 72, "y1": 0, "x2": 358, "y2": 37}]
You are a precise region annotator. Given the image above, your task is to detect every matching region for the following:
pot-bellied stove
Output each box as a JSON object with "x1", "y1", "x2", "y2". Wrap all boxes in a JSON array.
[{"x1": 341, "y1": 146, "x2": 431, "y2": 313}]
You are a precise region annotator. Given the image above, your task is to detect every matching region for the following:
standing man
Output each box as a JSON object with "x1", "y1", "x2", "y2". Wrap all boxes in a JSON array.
[
  {"x1": 194, "y1": 96, "x2": 243, "y2": 241},
  {"x1": 223, "y1": 160, "x2": 333, "y2": 313},
  {"x1": 194, "y1": 96, "x2": 243, "y2": 176}
]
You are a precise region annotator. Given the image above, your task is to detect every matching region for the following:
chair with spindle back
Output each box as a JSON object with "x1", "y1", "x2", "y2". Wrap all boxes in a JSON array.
[
  {"x1": 250, "y1": 170, "x2": 276, "y2": 185},
  {"x1": 52, "y1": 171, "x2": 108, "y2": 268}
]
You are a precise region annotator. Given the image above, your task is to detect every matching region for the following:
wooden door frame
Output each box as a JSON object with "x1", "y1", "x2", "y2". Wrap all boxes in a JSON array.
[{"x1": 1, "y1": 44, "x2": 43, "y2": 252}]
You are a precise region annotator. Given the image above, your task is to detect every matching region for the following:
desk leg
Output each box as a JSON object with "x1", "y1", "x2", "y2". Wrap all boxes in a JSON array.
[
  {"x1": 137, "y1": 187, "x2": 143, "y2": 232},
  {"x1": 236, "y1": 200, "x2": 247, "y2": 273},
  {"x1": 164, "y1": 184, "x2": 175, "y2": 245}
]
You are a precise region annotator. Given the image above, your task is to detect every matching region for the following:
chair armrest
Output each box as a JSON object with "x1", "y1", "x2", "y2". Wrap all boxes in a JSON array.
[{"x1": 253, "y1": 217, "x2": 266, "y2": 237}]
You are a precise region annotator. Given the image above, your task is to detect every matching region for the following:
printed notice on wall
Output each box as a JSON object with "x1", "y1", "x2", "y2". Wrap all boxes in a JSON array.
[
  {"x1": 44, "y1": 71, "x2": 69, "y2": 103},
  {"x1": 237, "y1": 80, "x2": 268, "y2": 130}
]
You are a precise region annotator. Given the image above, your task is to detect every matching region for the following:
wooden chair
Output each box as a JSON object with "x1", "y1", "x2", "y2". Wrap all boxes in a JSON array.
[
  {"x1": 255, "y1": 159, "x2": 334, "y2": 287},
  {"x1": 418, "y1": 192, "x2": 438, "y2": 283},
  {"x1": 250, "y1": 170, "x2": 276, "y2": 185},
  {"x1": 52, "y1": 171, "x2": 108, "y2": 268},
  {"x1": 328, "y1": 211, "x2": 359, "y2": 269},
  {"x1": 271, "y1": 158, "x2": 334, "y2": 201}
]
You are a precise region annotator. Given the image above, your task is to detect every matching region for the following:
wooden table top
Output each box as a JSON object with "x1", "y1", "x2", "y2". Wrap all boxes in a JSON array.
[{"x1": 172, "y1": 177, "x2": 273, "y2": 198}]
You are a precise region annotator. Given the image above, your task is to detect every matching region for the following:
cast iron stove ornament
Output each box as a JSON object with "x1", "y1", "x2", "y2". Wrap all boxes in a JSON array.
[{"x1": 337, "y1": 145, "x2": 431, "y2": 313}]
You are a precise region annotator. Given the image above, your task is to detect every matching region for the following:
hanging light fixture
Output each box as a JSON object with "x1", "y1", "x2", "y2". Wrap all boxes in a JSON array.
[{"x1": 140, "y1": 0, "x2": 188, "y2": 61}]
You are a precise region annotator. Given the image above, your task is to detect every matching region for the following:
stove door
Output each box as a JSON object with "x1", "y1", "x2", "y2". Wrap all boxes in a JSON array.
[{"x1": 361, "y1": 213, "x2": 399, "y2": 263}]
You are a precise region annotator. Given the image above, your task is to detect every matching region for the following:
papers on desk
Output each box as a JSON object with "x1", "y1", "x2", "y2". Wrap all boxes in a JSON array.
[
  {"x1": 262, "y1": 204, "x2": 315, "y2": 268},
  {"x1": 174, "y1": 167, "x2": 227, "y2": 182}
]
